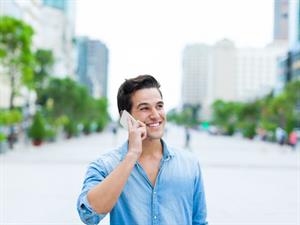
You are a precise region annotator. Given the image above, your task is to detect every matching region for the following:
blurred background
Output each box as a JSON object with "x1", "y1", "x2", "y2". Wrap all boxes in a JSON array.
[{"x1": 0, "y1": 0, "x2": 299, "y2": 225}]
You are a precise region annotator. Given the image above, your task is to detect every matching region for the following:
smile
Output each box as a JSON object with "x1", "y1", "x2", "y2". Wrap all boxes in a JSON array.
[{"x1": 147, "y1": 122, "x2": 161, "y2": 128}]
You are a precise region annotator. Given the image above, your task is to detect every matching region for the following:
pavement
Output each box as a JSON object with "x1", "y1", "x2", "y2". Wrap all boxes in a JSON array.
[{"x1": 0, "y1": 124, "x2": 299, "y2": 225}]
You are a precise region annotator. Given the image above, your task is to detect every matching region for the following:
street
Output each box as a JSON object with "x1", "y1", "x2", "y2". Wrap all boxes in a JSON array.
[{"x1": 0, "y1": 125, "x2": 299, "y2": 225}]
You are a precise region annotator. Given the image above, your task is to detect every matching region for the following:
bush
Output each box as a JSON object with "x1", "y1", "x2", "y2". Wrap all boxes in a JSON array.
[
  {"x1": 28, "y1": 112, "x2": 47, "y2": 141},
  {"x1": 83, "y1": 122, "x2": 91, "y2": 135},
  {"x1": 64, "y1": 121, "x2": 78, "y2": 138},
  {"x1": 242, "y1": 123, "x2": 256, "y2": 139},
  {"x1": 46, "y1": 127, "x2": 56, "y2": 142},
  {"x1": 0, "y1": 109, "x2": 23, "y2": 125},
  {"x1": 96, "y1": 118, "x2": 106, "y2": 132},
  {"x1": 226, "y1": 124, "x2": 235, "y2": 136},
  {"x1": 0, "y1": 133, "x2": 7, "y2": 142}
]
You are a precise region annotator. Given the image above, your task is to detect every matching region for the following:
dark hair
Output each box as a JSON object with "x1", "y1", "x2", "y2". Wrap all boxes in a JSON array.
[{"x1": 117, "y1": 75, "x2": 162, "y2": 115}]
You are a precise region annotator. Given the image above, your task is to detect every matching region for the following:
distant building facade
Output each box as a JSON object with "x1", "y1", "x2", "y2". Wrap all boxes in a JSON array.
[
  {"x1": 76, "y1": 37, "x2": 109, "y2": 98},
  {"x1": 182, "y1": 39, "x2": 287, "y2": 119},
  {"x1": 276, "y1": 0, "x2": 300, "y2": 94},
  {"x1": 274, "y1": 0, "x2": 289, "y2": 41},
  {"x1": 288, "y1": 0, "x2": 300, "y2": 81}
]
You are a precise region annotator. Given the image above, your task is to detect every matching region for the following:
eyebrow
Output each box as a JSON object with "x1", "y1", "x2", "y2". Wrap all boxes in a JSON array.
[{"x1": 137, "y1": 101, "x2": 164, "y2": 108}]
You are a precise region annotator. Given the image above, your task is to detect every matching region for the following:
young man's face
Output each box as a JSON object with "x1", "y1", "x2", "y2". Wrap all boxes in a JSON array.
[{"x1": 130, "y1": 88, "x2": 166, "y2": 140}]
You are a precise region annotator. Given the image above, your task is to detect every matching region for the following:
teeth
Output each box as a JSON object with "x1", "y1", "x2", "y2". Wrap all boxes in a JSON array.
[{"x1": 148, "y1": 123, "x2": 159, "y2": 127}]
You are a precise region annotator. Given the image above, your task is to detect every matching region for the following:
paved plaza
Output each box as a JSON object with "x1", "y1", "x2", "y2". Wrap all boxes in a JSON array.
[{"x1": 0, "y1": 125, "x2": 299, "y2": 225}]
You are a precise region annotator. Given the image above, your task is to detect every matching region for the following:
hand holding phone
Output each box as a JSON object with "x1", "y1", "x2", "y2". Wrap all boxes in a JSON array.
[
  {"x1": 119, "y1": 110, "x2": 147, "y2": 158},
  {"x1": 119, "y1": 110, "x2": 137, "y2": 129}
]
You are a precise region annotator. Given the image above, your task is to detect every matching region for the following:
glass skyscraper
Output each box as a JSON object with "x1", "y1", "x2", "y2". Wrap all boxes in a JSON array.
[
  {"x1": 43, "y1": 0, "x2": 67, "y2": 11},
  {"x1": 274, "y1": 0, "x2": 289, "y2": 40},
  {"x1": 76, "y1": 37, "x2": 109, "y2": 98},
  {"x1": 288, "y1": 0, "x2": 300, "y2": 80}
]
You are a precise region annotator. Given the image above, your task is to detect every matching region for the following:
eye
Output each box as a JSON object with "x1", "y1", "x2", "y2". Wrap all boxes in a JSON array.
[
  {"x1": 140, "y1": 107, "x2": 148, "y2": 111},
  {"x1": 157, "y1": 104, "x2": 164, "y2": 109}
]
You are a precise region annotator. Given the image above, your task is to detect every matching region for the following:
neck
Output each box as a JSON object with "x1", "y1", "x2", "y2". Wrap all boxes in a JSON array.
[{"x1": 141, "y1": 138, "x2": 163, "y2": 158}]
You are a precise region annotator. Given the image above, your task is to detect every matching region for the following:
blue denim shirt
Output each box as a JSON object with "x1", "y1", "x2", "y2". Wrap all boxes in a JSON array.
[{"x1": 77, "y1": 140, "x2": 208, "y2": 225}]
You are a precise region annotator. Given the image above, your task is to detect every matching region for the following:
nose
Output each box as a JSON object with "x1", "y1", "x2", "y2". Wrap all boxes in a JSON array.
[{"x1": 150, "y1": 108, "x2": 160, "y2": 119}]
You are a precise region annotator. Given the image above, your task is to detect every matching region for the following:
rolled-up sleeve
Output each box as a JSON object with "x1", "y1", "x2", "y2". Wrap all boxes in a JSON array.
[
  {"x1": 77, "y1": 161, "x2": 108, "y2": 225},
  {"x1": 192, "y1": 162, "x2": 208, "y2": 225}
]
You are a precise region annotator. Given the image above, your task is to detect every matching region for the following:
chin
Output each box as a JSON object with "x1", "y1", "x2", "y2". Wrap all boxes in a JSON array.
[{"x1": 147, "y1": 131, "x2": 164, "y2": 140}]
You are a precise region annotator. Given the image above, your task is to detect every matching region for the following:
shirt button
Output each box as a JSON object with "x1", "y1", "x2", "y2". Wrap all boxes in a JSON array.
[
  {"x1": 154, "y1": 216, "x2": 157, "y2": 219},
  {"x1": 153, "y1": 191, "x2": 156, "y2": 194}
]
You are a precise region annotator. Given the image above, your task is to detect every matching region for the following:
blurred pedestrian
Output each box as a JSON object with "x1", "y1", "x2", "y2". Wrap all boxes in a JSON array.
[
  {"x1": 276, "y1": 127, "x2": 286, "y2": 146},
  {"x1": 185, "y1": 127, "x2": 191, "y2": 149},
  {"x1": 77, "y1": 75, "x2": 208, "y2": 225},
  {"x1": 111, "y1": 123, "x2": 119, "y2": 145},
  {"x1": 288, "y1": 130, "x2": 298, "y2": 150},
  {"x1": 112, "y1": 124, "x2": 118, "y2": 136}
]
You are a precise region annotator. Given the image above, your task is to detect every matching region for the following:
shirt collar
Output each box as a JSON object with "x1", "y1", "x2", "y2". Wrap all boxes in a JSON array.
[
  {"x1": 119, "y1": 139, "x2": 175, "y2": 161},
  {"x1": 161, "y1": 139, "x2": 175, "y2": 161}
]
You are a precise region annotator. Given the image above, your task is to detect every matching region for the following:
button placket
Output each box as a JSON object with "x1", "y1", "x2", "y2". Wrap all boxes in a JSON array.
[
  {"x1": 152, "y1": 185, "x2": 159, "y2": 225},
  {"x1": 152, "y1": 157, "x2": 167, "y2": 225}
]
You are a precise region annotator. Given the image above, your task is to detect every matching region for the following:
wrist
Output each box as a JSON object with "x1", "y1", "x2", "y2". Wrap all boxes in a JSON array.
[{"x1": 126, "y1": 151, "x2": 140, "y2": 162}]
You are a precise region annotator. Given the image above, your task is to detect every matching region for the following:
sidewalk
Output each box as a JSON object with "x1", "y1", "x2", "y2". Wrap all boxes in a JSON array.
[{"x1": 0, "y1": 126, "x2": 299, "y2": 225}]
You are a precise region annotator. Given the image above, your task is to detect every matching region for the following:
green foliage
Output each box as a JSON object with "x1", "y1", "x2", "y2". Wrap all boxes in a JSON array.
[
  {"x1": 0, "y1": 133, "x2": 7, "y2": 142},
  {"x1": 260, "y1": 80, "x2": 300, "y2": 134},
  {"x1": 211, "y1": 99, "x2": 264, "y2": 137},
  {"x1": 28, "y1": 112, "x2": 47, "y2": 141},
  {"x1": 40, "y1": 78, "x2": 110, "y2": 136},
  {"x1": 96, "y1": 117, "x2": 107, "y2": 132},
  {"x1": 34, "y1": 49, "x2": 54, "y2": 80},
  {"x1": 83, "y1": 121, "x2": 91, "y2": 134},
  {"x1": 240, "y1": 122, "x2": 256, "y2": 139},
  {"x1": 211, "y1": 100, "x2": 243, "y2": 135},
  {"x1": 167, "y1": 106, "x2": 200, "y2": 127},
  {"x1": 40, "y1": 78, "x2": 90, "y2": 121},
  {"x1": 33, "y1": 49, "x2": 54, "y2": 103},
  {"x1": 0, "y1": 109, "x2": 23, "y2": 125},
  {"x1": 64, "y1": 120, "x2": 78, "y2": 138},
  {"x1": 210, "y1": 80, "x2": 300, "y2": 138},
  {"x1": 0, "y1": 16, "x2": 111, "y2": 143},
  {"x1": 237, "y1": 101, "x2": 260, "y2": 138},
  {"x1": 45, "y1": 127, "x2": 56, "y2": 141},
  {"x1": 53, "y1": 115, "x2": 69, "y2": 127},
  {"x1": 0, "y1": 16, "x2": 35, "y2": 108}
]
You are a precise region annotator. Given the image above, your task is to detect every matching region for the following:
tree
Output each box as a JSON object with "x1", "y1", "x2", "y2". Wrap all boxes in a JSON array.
[
  {"x1": 33, "y1": 49, "x2": 54, "y2": 104},
  {"x1": 94, "y1": 98, "x2": 110, "y2": 131},
  {"x1": 0, "y1": 16, "x2": 35, "y2": 148},
  {"x1": 42, "y1": 78, "x2": 90, "y2": 121},
  {"x1": 211, "y1": 100, "x2": 242, "y2": 135},
  {"x1": 237, "y1": 101, "x2": 260, "y2": 139},
  {"x1": 28, "y1": 111, "x2": 47, "y2": 145},
  {"x1": 40, "y1": 78, "x2": 110, "y2": 137},
  {"x1": 167, "y1": 106, "x2": 200, "y2": 127},
  {"x1": 0, "y1": 16, "x2": 35, "y2": 109},
  {"x1": 260, "y1": 80, "x2": 300, "y2": 135}
]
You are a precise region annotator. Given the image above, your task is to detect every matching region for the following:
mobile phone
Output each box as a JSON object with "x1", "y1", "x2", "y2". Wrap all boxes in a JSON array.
[{"x1": 119, "y1": 110, "x2": 137, "y2": 129}]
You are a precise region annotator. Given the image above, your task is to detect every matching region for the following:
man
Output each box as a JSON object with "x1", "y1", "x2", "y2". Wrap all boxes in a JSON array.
[{"x1": 77, "y1": 75, "x2": 208, "y2": 225}]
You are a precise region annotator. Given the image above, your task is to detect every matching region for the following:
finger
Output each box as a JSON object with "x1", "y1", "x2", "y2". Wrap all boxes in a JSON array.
[
  {"x1": 141, "y1": 128, "x2": 147, "y2": 140},
  {"x1": 136, "y1": 120, "x2": 146, "y2": 128},
  {"x1": 129, "y1": 118, "x2": 139, "y2": 129},
  {"x1": 127, "y1": 117, "x2": 133, "y2": 130},
  {"x1": 137, "y1": 124, "x2": 147, "y2": 139}
]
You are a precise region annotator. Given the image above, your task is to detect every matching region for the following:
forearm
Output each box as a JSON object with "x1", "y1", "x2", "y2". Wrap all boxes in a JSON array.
[{"x1": 87, "y1": 152, "x2": 138, "y2": 214}]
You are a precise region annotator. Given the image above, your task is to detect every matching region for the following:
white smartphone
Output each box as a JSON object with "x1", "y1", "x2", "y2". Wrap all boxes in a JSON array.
[{"x1": 119, "y1": 110, "x2": 137, "y2": 129}]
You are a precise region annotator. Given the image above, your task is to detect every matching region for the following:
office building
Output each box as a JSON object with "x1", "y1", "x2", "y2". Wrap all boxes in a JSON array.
[
  {"x1": 76, "y1": 37, "x2": 109, "y2": 98},
  {"x1": 274, "y1": 0, "x2": 289, "y2": 41},
  {"x1": 182, "y1": 39, "x2": 287, "y2": 119}
]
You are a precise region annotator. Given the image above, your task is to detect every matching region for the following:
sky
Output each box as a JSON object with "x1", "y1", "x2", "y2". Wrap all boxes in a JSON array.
[{"x1": 75, "y1": 0, "x2": 274, "y2": 119}]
